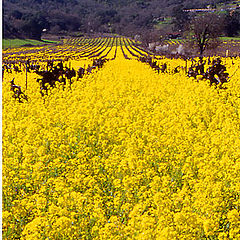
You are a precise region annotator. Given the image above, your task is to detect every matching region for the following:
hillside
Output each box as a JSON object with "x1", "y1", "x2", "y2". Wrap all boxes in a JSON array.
[{"x1": 3, "y1": 0, "x2": 236, "y2": 39}]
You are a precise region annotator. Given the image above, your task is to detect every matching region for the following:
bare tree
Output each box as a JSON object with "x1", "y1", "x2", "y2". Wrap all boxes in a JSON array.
[
  {"x1": 139, "y1": 29, "x2": 166, "y2": 49},
  {"x1": 187, "y1": 13, "x2": 224, "y2": 56}
]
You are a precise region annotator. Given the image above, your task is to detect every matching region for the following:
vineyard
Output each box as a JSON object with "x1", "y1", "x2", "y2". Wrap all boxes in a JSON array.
[{"x1": 2, "y1": 37, "x2": 240, "y2": 239}]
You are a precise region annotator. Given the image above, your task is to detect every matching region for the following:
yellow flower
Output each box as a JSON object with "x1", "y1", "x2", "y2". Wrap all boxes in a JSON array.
[{"x1": 3, "y1": 38, "x2": 240, "y2": 239}]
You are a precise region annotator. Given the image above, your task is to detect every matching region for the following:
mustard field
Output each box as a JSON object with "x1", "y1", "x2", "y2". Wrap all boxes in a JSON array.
[{"x1": 2, "y1": 37, "x2": 240, "y2": 239}]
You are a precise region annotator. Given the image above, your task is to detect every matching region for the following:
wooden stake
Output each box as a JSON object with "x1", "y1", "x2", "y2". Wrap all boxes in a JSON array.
[
  {"x1": 185, "y1": 59, "x2": 188, "y2": 74},
  {"x1": 26, "y1": 63, "x2": 28, "y2": 90},
  {"x1": 226, "y1": 50, "x2": 229, "y2": 57}
]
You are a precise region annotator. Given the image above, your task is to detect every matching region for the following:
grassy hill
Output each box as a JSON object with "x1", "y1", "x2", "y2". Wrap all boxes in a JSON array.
[{"x1": 2, "y1": 39, "x2": 58, "y2": 49}]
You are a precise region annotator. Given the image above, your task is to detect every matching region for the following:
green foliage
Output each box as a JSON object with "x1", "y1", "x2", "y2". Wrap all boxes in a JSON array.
[
  {"x1": 224, "y1": 9, "x2": 240, "y2": 37},
  {"x1": 21, "y1": 15, "x2": 50, "y2": 40}
]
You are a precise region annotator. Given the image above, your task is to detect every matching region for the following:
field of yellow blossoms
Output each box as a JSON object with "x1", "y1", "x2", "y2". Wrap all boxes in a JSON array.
[{"x1": 2, "y1": 37, "x2": 240, "y2": 239}]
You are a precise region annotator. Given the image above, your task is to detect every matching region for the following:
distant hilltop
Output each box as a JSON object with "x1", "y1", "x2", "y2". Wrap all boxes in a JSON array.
[{"x1": 3, "y1": 0, "x2": 240, "y2": 39}]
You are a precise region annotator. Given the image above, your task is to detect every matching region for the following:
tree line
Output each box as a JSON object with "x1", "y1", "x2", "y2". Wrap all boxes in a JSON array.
[{"x1": 3, "y1": 0, "x2": 240, "y2": 41}]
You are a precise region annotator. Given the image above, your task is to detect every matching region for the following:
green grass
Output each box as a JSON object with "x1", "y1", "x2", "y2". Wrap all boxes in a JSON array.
[
  {"x1": 220, "y1": 36, "x2": 240, "y2": 41},
  {"x1": 168, "y1": 39, "x2": 184, "y2": 42},
  {"x1": 165, "y1": 37, "x2": 240, "y2": 45},
  {"x1": 2, "y1": 39, "x2": 58, "y2": 49},
  {"x1": 156, "y1": 17, "x2": 172, "y2": 25}
]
